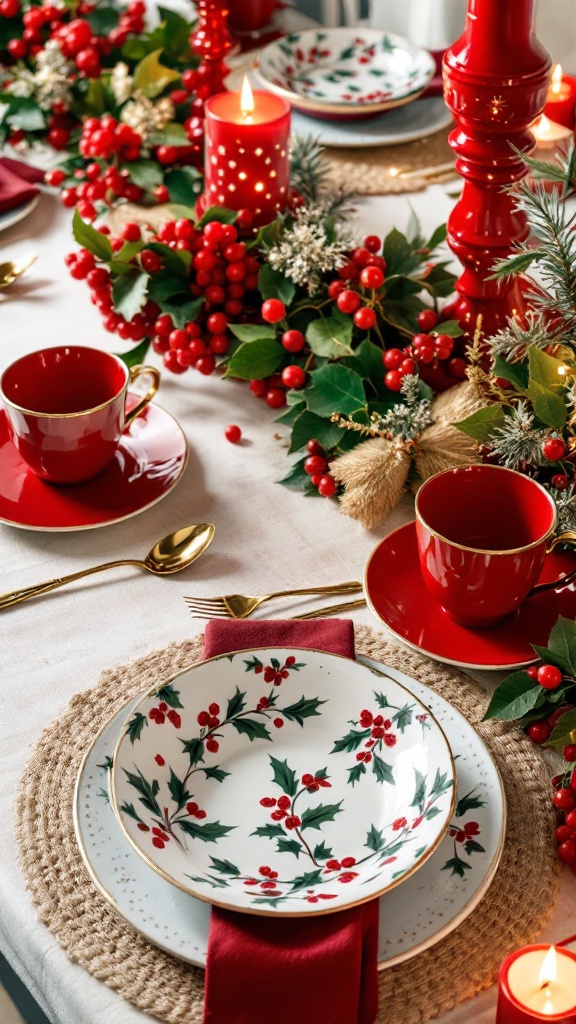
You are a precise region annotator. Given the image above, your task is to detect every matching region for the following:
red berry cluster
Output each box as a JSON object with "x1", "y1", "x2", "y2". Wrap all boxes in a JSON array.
[
  {"x1": 259, "y1": 793, "x2": 301, "y2": 828},
  {"x1": 301, "y1": 773, "x2": 332, "y2": 792},
  {"x1": 324, "y1": 856, "x2": 357, "y2": 876},
  {"x1": 303, "y1": 438, "x2": 337, "y2": 498},
  {"x1": 552, "y1": 749, "x2": 576, "y2": 869},
  {"x1": 327, "y1": 234, "x2": 386, "y2": 333},
  {"x1": 382, "y1": 308, "x2": 465, "y2": 392},
  {"x1": 148, "y1": 701, "x2": 181, "y2": 727},
  {"x1": 356, "y1": 710, "x2": 397, "y2": 761},
  {"x1": 253, "y1": 655, "x2": 296, "y2": 684},
  {"x1": 185, "y1": 800, "x2": 207, "y2": 820},
  {"x1": 448, "y1": 820, "x2": 480, "y2": 843},
  {"x1": 542, "y1": 436, "x2": 572, "y2": 491},
  {"x1": 197, "y1": 701, "x2": 221, "y2": 753},
  {"x1": 151, "y1": 825, "x2": 170, "y2": 849}
]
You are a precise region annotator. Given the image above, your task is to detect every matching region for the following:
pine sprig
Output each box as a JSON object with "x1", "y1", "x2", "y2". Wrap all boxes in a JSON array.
[
  {"x1": 484, "y1": 311, "x2": 563, "y2": 361},
  {"x1": 289, "y1": 136, "x2": 356, "y2": 217}
]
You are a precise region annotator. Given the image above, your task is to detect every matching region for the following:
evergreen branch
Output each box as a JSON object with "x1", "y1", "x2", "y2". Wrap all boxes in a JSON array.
[
  {"x1": 517, "y1": 138, "x2": 576, "y2": 198},
  {"x1": 289, "y1": 135, "x2": 357, "y2": 218},
  {"x1": 485, "y1": 311, "x2": 564, "y2": 361}
]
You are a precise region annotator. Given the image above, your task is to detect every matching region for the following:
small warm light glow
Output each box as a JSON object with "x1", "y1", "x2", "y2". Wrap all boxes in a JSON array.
[
  {"x1": 241, "y1": 76, "x2": 254, "y2": 122},
  {"x1": 551, "y1": 64, "x2": 563, "y2": 95},
  {"x1": 389, "y1": 166, "x2": 399, "y2": 178},
  {"x1": 539, "y1": 947, "x2": 558, "y2": 988},
  {"x1": 255, "y1": 182, "x2": 264, "y2": 192},
  {"x1": 238, "y1": 171, "x2": 247, "y2": 180}
]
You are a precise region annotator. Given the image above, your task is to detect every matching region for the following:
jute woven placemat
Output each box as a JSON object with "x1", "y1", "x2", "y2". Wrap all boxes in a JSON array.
[
  {"x1": 16, "y1": 626, "x2": 560, "y2": 1024},
  {"x1": 323, "y1": 126, "x2": 457, "y2": 195}
]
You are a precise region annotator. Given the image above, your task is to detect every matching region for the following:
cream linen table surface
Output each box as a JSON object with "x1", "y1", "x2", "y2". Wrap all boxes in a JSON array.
[{"x1": 2, "y1": 172, "x2": 576, "y2": 1024}]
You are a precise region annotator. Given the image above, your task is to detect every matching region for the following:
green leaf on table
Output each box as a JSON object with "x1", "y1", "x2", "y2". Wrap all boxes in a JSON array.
[
  {"x1": 456, "y1": 787, "x2": 486, "y2": 817},
  {"x1": 269, "y1": 755, "x2": 298, "y2": 796},
  {"x1": 126, "y1": 159, "x2": 164, "y2": 191},
  {"x1": 289, "y1": 869, "x2": 324, "y2": 891},
  {"x1": 165, "y1": 166, "x2": 202, "y2": 205},
  {"x1": 251, "y1": 823, "x2": 285, "y2": 840},
  {"x1": 533, "y1": 615, "x2": 576, "y2": 676},
  {"x1": 157, "y1": 294, "x2": 204, "y2": 330},
  {"x1": 545, "y1": 708, "x2": 576, "y2": 748},
  {"x1": 156, "y1": 684, "x2": 184, "y2": 709},
  {"x1": 372, "y1": 755, "x2": 394, "y2": 785},
  {"x1": 528, "y1": 347, "x2": 566, "y2": 393},
  {"x1": 229, "y1": 323, "x2": 276, "y2": 344},
  {"x1": 483, "y1": 672, "x2": 545, "y2": 720},
  {"x1": 492, "y1": 355, "x2": 529, "y2": 391},
  {"x1": 365, "y1": 825, "x2": 385, "y2": 851},
  {"x1": 125, "y1": 711, "x2": 148, "y2": 744},
  {"x1": 277, "y1": 838, "x2": 302, "y2": 857},
  {"x1": 112, "y1": 272, "x2": 148, "y2": 322},
  {"x1": 225, "y1": 338, "x2": 283, "y2": 380},
  {"x1": 288, "y1": 409, "x2": 345, "y2": 454},
  {"x1": 380, "y1": 296, "x2": 425, "y2": 336},
  {"x1": 258, "y1": 264, "x2": 296, "y2": 305},
  {"x1": 281, "y1": 696, "x2": 325, "y2": 727},
  {"x1": 232, "y1": 717, "x2": 272, "y2": 742},
  {"x1": 134, "y1": 49, "x2": 181, "y2": 98},
  {"x1": 345, "y1": 339, "x2": 387, "y2": 399},
  {"x1": 146, "y1": 269, "x2": 189, "y2": 303},
  {"x1": 209, "y1": 856, "x2": 240, "y2": 876},
  {"x1": 226, "y1": 687, "x2": 246, "y2": 719},
  {"x1": 276, "y1": 401, "x2": 306, "y2": 428},
  {"x1": 72, "y1": 209, "x2": 112, "y2": 261},
  {"x1": 305, "y1": 310, "x2": 354, "y2": 359},
  {"x1": 278, "y1": 458, "x2": 309, "y2": 491},
  {"x1": 411, "y1": 769, "x2": 427, "y2": 814},
  {"x1": 300, "y1": 802, "x2": 343, "y2": 831},
  {"x1": 178, "y1": 819, "x2": 235, "y2": 842},
  {"x1": 305, "y1": 364, "x2": 366, "y2": 417},
  {"x1": 197, "y1": 205, "x2": 238, "y2": 228},
  {"x1": 527, "y1": 380, "x2": 566, "y2": 432},
  {"x1": 454, "y1": 405, "x2": 507, "y2": 442},
  {"x1": 168, "y1": 769, "x2": 190, "y2": 810}
]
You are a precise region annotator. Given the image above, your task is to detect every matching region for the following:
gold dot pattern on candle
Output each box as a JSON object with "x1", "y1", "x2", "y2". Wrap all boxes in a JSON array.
[{"x1": 255, "y1": 182, "x2": 264, "y2": 192}]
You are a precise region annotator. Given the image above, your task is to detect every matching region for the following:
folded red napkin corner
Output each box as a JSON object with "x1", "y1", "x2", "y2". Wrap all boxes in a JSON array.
[
  {"x1": 202, "y1": 618, "x2": 379, "y2": 1024},
  {"x1": 0, "y1": 156, "x2": 43, "y2": 214}
]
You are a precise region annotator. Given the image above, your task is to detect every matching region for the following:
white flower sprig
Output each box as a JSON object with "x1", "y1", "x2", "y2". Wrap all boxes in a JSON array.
[{"x1": 266, "y1": 205, "x2": 352, "y2": 295}]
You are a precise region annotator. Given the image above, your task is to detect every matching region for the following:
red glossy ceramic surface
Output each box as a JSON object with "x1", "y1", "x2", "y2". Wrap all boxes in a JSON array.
[
  {"x1": 443, "y1": 0, "x2": 552, "y2": 336},
  {"x1": 228, "y1": 0, "x2": 275, "y2": 32},
  {"x1": 0, "y1": 347, "x2": 158, "y2": 485},
  {"x1": 365, "y1": 522, "x2": 576, "y2": 670},
  {"x1": 415, "y1": 465, "x2": 556, "y2": 627},
  {"x1": 0, "y1": 397, "x2": 187, "y2": 531}
]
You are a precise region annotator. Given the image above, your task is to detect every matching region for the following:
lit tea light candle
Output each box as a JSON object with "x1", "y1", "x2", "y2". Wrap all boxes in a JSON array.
[
  {"x1": 531, "y1": 113, "x2": 572, "y2": 151},
  {"x1": 543, "y1": 64, "x2": 576, "y2": 129},
  {"x1": 203, "y1": 77, "x2": 291, "y2": 228},
  {"x1": 496, "y1": 944, "x2": 576, "y2": 1023}
]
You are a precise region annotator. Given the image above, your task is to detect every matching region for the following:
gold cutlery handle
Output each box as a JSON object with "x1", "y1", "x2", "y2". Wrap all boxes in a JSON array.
[
  {"x1": 291, "y1": 598, "x2": 367, "y2": 620},
  {"x1": 0, "y1": 559, "x2": 145, "y2": 610},
  {"x1": 266, "y1": 581, "x2": 363, "y2": 602}
]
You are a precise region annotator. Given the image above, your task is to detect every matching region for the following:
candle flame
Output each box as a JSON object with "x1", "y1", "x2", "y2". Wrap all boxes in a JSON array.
[
  {"x1": 551, "y1": 64, "x2": 563, "y2": 95},
  {"x1": 539, "y1": 946, "x2": 558, "y2": 988},
  {"x1": 241, "y1": 76, "x2": 254, "y2": 121}
]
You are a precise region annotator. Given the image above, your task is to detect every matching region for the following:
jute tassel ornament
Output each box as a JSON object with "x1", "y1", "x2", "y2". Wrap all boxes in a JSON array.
[{"x1": 331, "y1": 380, "x2": 488, "y2": 530}]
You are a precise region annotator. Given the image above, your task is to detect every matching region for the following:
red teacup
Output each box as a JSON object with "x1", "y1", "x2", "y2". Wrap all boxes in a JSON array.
[
  {"x1": 228, "y1": 0, "x2": 276, "y2": 32},
  {"x1": 415, "y1": 465, "x2": 576, "y2": 627},
  {"x1": 0, "y1": 346, "x2": 160, "y2": 485}
]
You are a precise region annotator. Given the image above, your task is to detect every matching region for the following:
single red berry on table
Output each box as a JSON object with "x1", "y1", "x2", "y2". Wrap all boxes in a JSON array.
[
  {"x1": 526, "y1": 720, "x2": 551, "y2": 744},
  {"x1": 273, "y1": 718, "x2": 284, "y2": 728},
  {"x1": 225, "y1": 424, "x2": 241, "y2": 443},
  {"x1": 261, "y1": 298, "x2": 286, "y2": 323},
  {"x1": 417, "y1": 308, "x2": 438, "y2": 332},
  {"x1": 543, "y1": 437, "x2": 567, "y2": 461},
  {"x1": 537, "y1": 664, "x2": 563, "y2": 689}
]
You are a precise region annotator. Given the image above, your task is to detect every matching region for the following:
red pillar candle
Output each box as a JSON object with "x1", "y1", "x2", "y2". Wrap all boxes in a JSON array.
[
  {"x1": 543, "y1": 65, "x2": 576, "y2": 129},
  {"x1": 204, "y1": 79, "x2": 291, "y2": 228},
  {"x1": 497, "y1": 945, "x2": 576, "y2": 1024}
]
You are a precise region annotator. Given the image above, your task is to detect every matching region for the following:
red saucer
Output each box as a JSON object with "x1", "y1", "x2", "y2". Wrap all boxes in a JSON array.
[
  {"x1": 365, "y1": 522, "x2": 576, "y2": 670},
  {"x1": 0, "y1": 396, "x2": 188, "y2": 531}
]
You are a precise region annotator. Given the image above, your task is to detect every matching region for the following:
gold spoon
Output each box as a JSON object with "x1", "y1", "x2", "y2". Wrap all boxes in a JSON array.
[
  {"x1": 0, "y1": 523, "x2": 215, "y2": 611},
  {"x1": 0, "y1": 252, "x2": 37, "y2": 289}
]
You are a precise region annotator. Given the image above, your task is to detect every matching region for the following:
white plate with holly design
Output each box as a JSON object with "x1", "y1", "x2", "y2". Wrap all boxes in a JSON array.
[
  {"x1": 110, "y1": 649, "x2": 455, "y2": 916},
  {"x1": 254, "y1": 28, "x2": 436, "y2": 119},
  {"x1": 74, "y1": 656, "x2": 505, "y2": 966}
]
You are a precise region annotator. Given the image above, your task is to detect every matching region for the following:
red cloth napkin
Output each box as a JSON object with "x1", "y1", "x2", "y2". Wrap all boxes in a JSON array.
[
  {"x1": 202, "y1": 618, "x2": 379, "y2": 1024},
  {"x1": 0, "y1": 157, "x2": 43, "y2": 214}
]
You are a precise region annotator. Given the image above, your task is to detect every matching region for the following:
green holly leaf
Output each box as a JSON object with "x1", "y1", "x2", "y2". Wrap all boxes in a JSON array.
[
  {"x1": 281, "y1": 696, "x2": 326, "y2": 727},
  {"x1": 168, "y1": 768, "x2": 190, "y2": 810},
  {"x1": 229, "y1": 324, "x2": 277, "y2": 343},
  {"x1": 545, "y1": 708, "x2": 576, "y2": 749},
  {"x1": 269, "y1": 755, "x2": 298, "y2": 796},
  {"x1": 411, "y1": 769, "x2": 427, "y2": 814},
  {"x1": 535, "y1": 616, "x2": 576, "y2": 676},
  {"x1": 181, "y1": 736, "x2": 205, "y2": 766},
  {"x1": 133, "y1": 49, "x2": 181, "y2": 98},
  {"x1": 177, "y1": 819, "x2": 235, "y2": 842},
  {"x1": 202, "y1": 766, "x2": 230, "y2": 783},
  {"x1": 127, "y1": 159, "x2": 164, "y2": 191},
  {"x1": 125, "y1": 711, "x2": 148, "y2": 744},
  {"x1": 87, "y1": 5, "x2": 119, "y2": 34},
  {"x1": 288, "y1": 409, "x2": 345, "y2": 454},
  {"x1": 441, "y1": 856, "x2": 471, "y2": 878},
  {"x1": 156, "y1": 685, "x2": 184, "y2": 709},
  {"x1": 464, "y1": 839, "x2": 485, "y2": 855},
  {"x1": 225, "y1": 339, "x2": 284, "y2": 380},
  {"x1": 306, "y1": 310, "x2": 354, "y2": 359},
  {"x1": 483, "y1": 672, "x2": 546, "y2": 720},
  {"x1": 232, "y1": 718, "x2": 272, "y2": 742},
  {"x1": 147, "y1": 242, "x2": 191, "y2": 276},
  {"x1": 5, "y1": 96, "x2": 46, "y2": 131},
  {"x1": 527, "y1": 380, "x2": 566, "y2": 432},
  {"x1": 72, "y1": 209, "x2": 113, "y2": 262},
  {"x1": 392, "y1": 704, "x2": 413, "y2": 733},
  {"x1": 365, "y1": 824, "x2": 385, "y2": 851},
  {"x1": 373, "y1": 692, "x2": 389, "y2": 708},
  {"x1": 528, "y1": 347, "x2": 566, "y2": 393},
  {"x1": 164, "y1": 166, "x2": 202, "y2": 205},
  {"x1": 258, "y1": 264, "x2": 296, "y2": 305},
  {"x1": 209, "y1": 856, "x2": 240, "y2": 875},
  {"x1": 278, "y1": 458, "x2": 309, "y2": 491},
  {"x1": 305, "y1": 364, "x2": 366, "y2": 417},
  {"x1": 226, "y1": 687, "x2": 246, "y2": 719},
  {"x1": 300, "y1": 801, "x2": 343, "y2": 831},
  {"x1": 492, "y1": 355, "x2": 529, "y2": 392},
  {"x1": 197, "y1": 206, "x2": 238, "y2": 228},
  {"x1": 454, "y1": 405, "x2": 507, "y2": 442},
  {"x1": 156, "y1": 5, "x2": 192, "y2": 60},
  {"x1": 112, "y1": 272, "x2": 148, "y2": 322},
  {"x1": 372, "y1": 755, "x2": 394, "y2": 785},
  {"x1": 123, "y1": 768, "x2": 162, "y2": 817},
  {"x1": 331, "y1": 728, "x2": 370, "y2": 753},
  {"x1": 426, "y1": 806, "x2": 442, "y2": 819},
  {"x1": 251, "y1": 823, "x2": 285, "y2": 840},
  {"x1": 116, "y1": 340, "x2": 150, "y2": 369},
  {"x1": 345, "y1": 339, "x2": 388, "y2": 400},
  {"x1": 277, "y1": 838, "x2": 302, "y2": 857},
  {"x1": 276, "y1": 401, "x2": 306, "y2": 427},
  {"x1": 430, "y1": 768, "x2": 454, "y2": 797},
  {"x1": 120, "y1": 801, "x2": 144, "y2": 823},
  {"x1": 383, "y1": 227, "x2": 420, "y2": 277},
  {"x1": 156, "y1": 294, "x2": 204, "y2": 331},
  {"x1": 313, "y1": 840, "x2": 333, "y2": 861},
  {"x1": 456, "y1": 787, "x2": 486, "y2": 817},
  {"x1": 347, "y1": 763, "x2": 366, "y2": 786},
  {"x1": 289, "y1": 869, "x2": 324, "y2": 891},
  {"x1": 431, "y1": 319, "x2": 462, "y2": 338},
  {"x1": 244, "y1": 655, "x2": 263, "y2": 672}
]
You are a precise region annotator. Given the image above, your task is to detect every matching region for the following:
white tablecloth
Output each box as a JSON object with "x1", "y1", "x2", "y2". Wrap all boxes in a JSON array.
[{"x1": 1, "y1": 171, "x2": 576, "y2": 1024}]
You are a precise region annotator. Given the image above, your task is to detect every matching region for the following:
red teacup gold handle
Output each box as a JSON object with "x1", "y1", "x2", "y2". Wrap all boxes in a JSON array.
[
  {"x1": 123, "y1": 365, "x2": 161, "y2": 431},
  {"x1": 528, "y1": 530, "x2": 576, "y2": 599}
]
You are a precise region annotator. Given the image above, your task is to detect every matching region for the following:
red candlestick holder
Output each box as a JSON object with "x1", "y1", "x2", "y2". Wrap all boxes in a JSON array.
[
  {"x1": 443, "y1": 0, "x2": 552, "y2": 337},
  {"x1": 191, "y1": 0, "x2": 234, "y2": 100}
]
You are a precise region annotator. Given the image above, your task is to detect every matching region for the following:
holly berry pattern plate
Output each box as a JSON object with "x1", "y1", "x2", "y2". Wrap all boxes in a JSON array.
[
  {"x1": 110, "y1": 649, "x2": 455, "y2": 916},
  {"x1": 255, "y1": 29, "x2": 436, "y2": 119},
  {"x1": 75, "y1": 656, "x2": 504, "y2": 965}
]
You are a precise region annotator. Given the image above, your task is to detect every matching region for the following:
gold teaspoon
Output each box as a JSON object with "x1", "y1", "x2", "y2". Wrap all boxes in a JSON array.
[
  {"x1": 0, "y1": 252, "x2": 38, "y2": 289},
  {"x1": 0, "y1": 523, "x2": 215, "y2": 610}
]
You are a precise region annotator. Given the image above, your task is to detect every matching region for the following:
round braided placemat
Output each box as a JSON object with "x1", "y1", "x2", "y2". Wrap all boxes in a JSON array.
[{"x1": 16, "y1": 626, "x2": 560, "y2": 1024}]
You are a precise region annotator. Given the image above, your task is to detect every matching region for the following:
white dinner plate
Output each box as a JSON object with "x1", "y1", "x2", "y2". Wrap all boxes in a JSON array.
[
  {"x1": 291, "y1": 96, "x2": 452, "y2": 148},
  {"x1": 0, "y1": 194, "x2": 40, "y2": 232},
  {"x1": 74, "y1": 655, "x2": 505, "y2": 965}
]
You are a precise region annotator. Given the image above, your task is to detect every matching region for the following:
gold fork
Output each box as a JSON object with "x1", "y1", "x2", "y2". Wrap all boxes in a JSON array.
[
  {"x1": 290, "y1": 598, "x2": 367, "y2": 619},
  {"x1": 184, "y1": 582, "x2": 363, "y2": 619}
]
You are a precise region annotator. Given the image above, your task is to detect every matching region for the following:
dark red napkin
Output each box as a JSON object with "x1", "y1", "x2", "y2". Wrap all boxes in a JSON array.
[
  {"x1": 0, "y1": 156, "x2": 43, "y2": 214},
  {"x1": 202, "y1": 618, "x2": 379, "y2": 1024}
]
